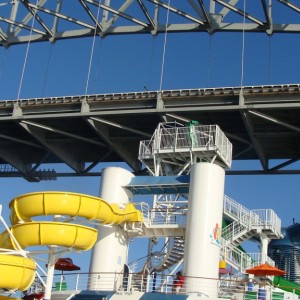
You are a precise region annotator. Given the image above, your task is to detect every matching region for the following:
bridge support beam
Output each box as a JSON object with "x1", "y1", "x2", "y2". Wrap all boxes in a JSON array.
[{"x1": 183, "y1": 162, "x2": 225, "y2": 297}]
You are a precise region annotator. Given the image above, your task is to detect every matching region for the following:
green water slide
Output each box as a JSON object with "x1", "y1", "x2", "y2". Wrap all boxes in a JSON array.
[{"x1": 273, "y1": 276, "x2": 300, "y2": 295}]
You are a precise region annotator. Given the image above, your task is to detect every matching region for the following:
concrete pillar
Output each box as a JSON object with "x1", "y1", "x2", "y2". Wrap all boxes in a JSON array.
[
  {"x1": 88, "y1": 167, "x2": 134, "y2": 291},
  {"x1": 183, "y1": 162, "x2": 225, "y2": 297}
]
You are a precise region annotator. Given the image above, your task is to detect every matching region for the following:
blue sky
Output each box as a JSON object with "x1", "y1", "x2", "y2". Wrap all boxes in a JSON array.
[{"x1": 0, "y1": 5, "x2": 300, "y2": 273}]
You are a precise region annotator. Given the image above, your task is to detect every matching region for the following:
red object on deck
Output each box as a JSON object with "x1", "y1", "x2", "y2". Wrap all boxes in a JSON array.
[
  {"x1": 46, "y1": 258, "x2": 80, "y2": 271},
  {"x1": 22, "y1": 293, "x2": 44, "y2": 300},
  {"x1": 219, "y1": 268, "x2": 230, "y2": 275}
]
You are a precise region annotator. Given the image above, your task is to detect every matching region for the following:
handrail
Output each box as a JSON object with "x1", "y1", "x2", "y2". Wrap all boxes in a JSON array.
[
  {"x1": 220, "y1": 238, "x2": 251, "y2": 271},
  {"x1": 223, "y1": 195, "x2": 281, "y2": 243},
  {"x1": 220, "y1": 240, "x2": 275, "y2": 273},
  {"x1": 135, "y1": 202, "x2": 187, "y2": 227},
  {"x1": 139, "y1": 122, "x2": 232, "y2": 168},
  {"x1": 32, "y1": 270, "x2": 295, "y2": 300},
  {"x1": 251, "y1": 209, "x2": 282, "y2": 236},
  {"x1": 222, "y1": 221, "x2": 246, "y2": 242}
]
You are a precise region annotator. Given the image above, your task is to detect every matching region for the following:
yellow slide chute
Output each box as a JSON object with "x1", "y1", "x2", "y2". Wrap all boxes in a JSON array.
[
  {"x1": 0, "y1": 255, "x2": 36, "y2": 291},
  {"x1": 0, "y1": 191, "x2": 143, "y2": 293},
  {"x1": 9, "y1": 191, "x2": 143, "y2": 225},
  {"x1": 0, "y1": 222, "x2": 97, "y2": 251}
]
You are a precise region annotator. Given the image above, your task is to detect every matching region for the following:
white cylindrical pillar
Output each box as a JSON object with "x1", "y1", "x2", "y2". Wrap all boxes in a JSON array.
[
  {"x1": 88, "y1": 167, "x2": 134, "y2": 291},
  {"x1": 183, "y1": 162, "x2": 225, "y2": 297},
  {"x1": 260, "y1": 233, "x2": 269, "y2": 264},
  {"x1": 44, "y1": 249, "x2": 56, "y2": 300}
]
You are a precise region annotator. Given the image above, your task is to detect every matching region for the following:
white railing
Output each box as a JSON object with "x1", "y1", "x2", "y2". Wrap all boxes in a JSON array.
[
  {"x1": 221, "y1": 241, "x2": 253, "y2": 272},
  {"x1": 222, "y1": 221, "x2": 248, "y2": 242},
  {"x1": 41, "y1": 271, "x2": 299, "y2": 300},
  {"x1": 135, "y1": 202, "x2": 187, "y2": 227},
  {"x1": 128, "y1": 255, "x2": 151, "y2": 274},
  {"x1": 224, "y1": 195, "x2": 255, "y2": 223},
  {"x1": 138, "y1": 139, "x2": 154, "y2": 160},
  {"x1": 146, "y1": 207, "x2": 187, "y2": 226},
  {"x1": 223, "y1": 195, "x2": 261, "y2": 244},
  {"x1": 139, "y1": 122, "x2": 232, "y2": 168},
  {"x1": 223, "y1": 195, "x2": 281, "y2": 240},
  {"x1": 134, "y1": 202, "x2": 150, "y2": 221},
  {"x1": 221, "y1": 242, "x2": 275, "y2": 273},
  {"x1": 252, "y1": 209, "x2": 282, "y2": 236}
]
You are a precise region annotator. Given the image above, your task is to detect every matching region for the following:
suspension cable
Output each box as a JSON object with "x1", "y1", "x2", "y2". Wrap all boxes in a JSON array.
[
  {"x1": 268, "y1": 36, "x2": 272, "y2": 83},
  {"x1": 240, "y1": 0, "x2": 246, "y2": 88},
  {"x1": 0, "y1": 48, "x2": 8, "y2": 83},
  {"x1": 85, "y1": 0, "x2": 102, "y2": 96},
  {"x1": 206, "y1": 34, "x2": 213, "y2": 87},
  {"x1": 42, "y1": 43, "x2": 53, "y2": 97},
  {"x1": 145, "y1": 36, "x2": 156, "y2": 91},
  {"x1": 92, "y1": 37, "x2": 103, "y2": 94},
  {"x1": 17, "y1": 0, "x2": 39, "y2": 100},
  {"x1": 159, "y1": 0, "x2": 171, "y2": 92}
]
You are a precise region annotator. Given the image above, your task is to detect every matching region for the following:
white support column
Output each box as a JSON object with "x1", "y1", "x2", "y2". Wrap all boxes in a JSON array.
[
  {"x1": 260, "y1": 233, "x2": 269, "y2": 264},
  {"x1": 183, "y1": 162, "x2": 225, "y2": 297},
  {"x1": 88, "y1": 167, "x2": 134, "y2": 291},
  {"x1": 44, "y1": 248, "x2": 56, "y2": 300}
]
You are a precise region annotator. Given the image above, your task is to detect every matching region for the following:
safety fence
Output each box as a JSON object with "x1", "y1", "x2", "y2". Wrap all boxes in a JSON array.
[{"x1": 27, "y1": 272, "x2": 300, "y2": 300}]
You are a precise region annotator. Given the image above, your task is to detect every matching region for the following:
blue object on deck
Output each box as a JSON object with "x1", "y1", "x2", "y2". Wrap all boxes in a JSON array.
[
  {"x1": 248, "y1": 282, "x2": 254, "y2": 291},
  {"x1": 140, "y1": 292, "x2": 188, "y2": 299},
  {"x1": 258, "y1": 288, "x2": 266, "y2": 300}
]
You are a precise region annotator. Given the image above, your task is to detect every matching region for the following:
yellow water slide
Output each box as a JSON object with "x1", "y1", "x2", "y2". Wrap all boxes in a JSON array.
[
  {"x1": 0, "y1": 255, "x2": 36, "y2": 291},
  {"x1": 0, "y1": 222, "x2": 97, "y2": 251},
  {"x1": 0, "y1": 191, "x2": 143, "y2": 292},
  {"x1": 9, "y1": 191, "x2": 143, "y2": 225}
]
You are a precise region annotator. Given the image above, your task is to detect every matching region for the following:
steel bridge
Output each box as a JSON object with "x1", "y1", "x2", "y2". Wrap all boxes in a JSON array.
[
  {"x1": 0, "y1": 1, "x2": 300, "y2": 47},
  {"x1": 1, "y1": 1, "x2": 300, "y2": 181},
  {"x1": 1, "y1": 84, "x2": 300, "y2": 181}
]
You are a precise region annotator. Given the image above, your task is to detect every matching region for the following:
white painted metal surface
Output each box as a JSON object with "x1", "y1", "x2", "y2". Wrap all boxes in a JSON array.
[
  {"x1": 183, "y1": 162, "x2": 225, "y2": 297},
  {"x1": 139, "y1": 122, "x2": 232, "y2": 175},
  {"x1": 88, "y1": 167, "x2": 134, "y2": 290}
]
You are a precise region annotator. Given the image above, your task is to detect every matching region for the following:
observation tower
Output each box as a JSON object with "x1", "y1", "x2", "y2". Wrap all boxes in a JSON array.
[{"x1": 138, "y1": 121, "x2": 232, "y2": 296}]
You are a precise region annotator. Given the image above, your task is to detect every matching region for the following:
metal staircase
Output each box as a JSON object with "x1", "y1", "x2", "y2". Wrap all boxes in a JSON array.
[
  {"x1": 222, "y1": 221, "x2": 257, "y2": 246},
  {"x1": 125, "y1": 195, "x2": 280, "y2": 276},
  {"x1": 220, "y1": 240, "x2": 274, "y2": 272},
  {"x1": 222, "y1": 195, "x2": 282, "y2": 246},
  {"x1": 151, "y1": 237, "x2": 185, "y2": 272}
]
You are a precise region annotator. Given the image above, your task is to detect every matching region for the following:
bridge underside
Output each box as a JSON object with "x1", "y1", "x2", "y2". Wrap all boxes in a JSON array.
[{"x1": 1, "y1": 84, "x2": 300, "y2": 181}]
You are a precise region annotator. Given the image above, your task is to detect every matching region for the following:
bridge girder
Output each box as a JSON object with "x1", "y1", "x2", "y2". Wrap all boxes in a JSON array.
[
  {"x1": 0, "y1": 0, "x2": 300, "y2": 47},
  {"x1": 0, "y1": 84, "x2": 300, "y2": 180}
]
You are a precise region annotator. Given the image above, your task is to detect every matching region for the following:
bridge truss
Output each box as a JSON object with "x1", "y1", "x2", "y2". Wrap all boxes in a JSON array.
[
  {"x1": 0, "y1": 0, "x2": 300, "y2": 47},
  {"x1": 0, "y1": 1, "x2": 300, "y2": 180}
]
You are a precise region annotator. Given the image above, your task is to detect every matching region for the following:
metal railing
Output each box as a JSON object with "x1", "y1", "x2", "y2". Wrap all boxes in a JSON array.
[
  {"x1": 220, "y1": 240, "x2": 252, "y2": 272},
  {"x1": 222, "y1": 221, "x2": 249, "y2": 242},
  {"x1": 139, "y1": 122, "x2": 232, "y2": 168},
  {"x1": 146, "y1": 207, "x2": 187, "y2": 226},
  {"x1": 252, "y1": 209, "x2": 282, "y2": 237},
  {"x1": 35, "y1": 271, "x2": 299, "y2": 300},
  {"x1": 224, "y1": 195, "x2": 257, "y2": 224},
  {"x1": 220, "y1": 238, "x2": 275, "y2": 272},
  {"x1": 135, "y1": 202, "x2": 187, "y2": 227},
  {"x1": 223, "y1": 195, "x2": 282, "y2": 242},
  {"x1": 138, "y1": 139, "x2": 154, "y2": 160}
]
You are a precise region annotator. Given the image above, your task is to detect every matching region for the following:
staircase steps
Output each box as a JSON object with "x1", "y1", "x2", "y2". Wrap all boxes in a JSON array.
[
  {"x1": 130, "y1": 273, "x2": 146, "y2": 292},
  {"x1": 154, "y1": 237, "x2": 185, "y2": 272},
  {"x1": 232, "y1": 229, "x2": 257, "y2": 246}
]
